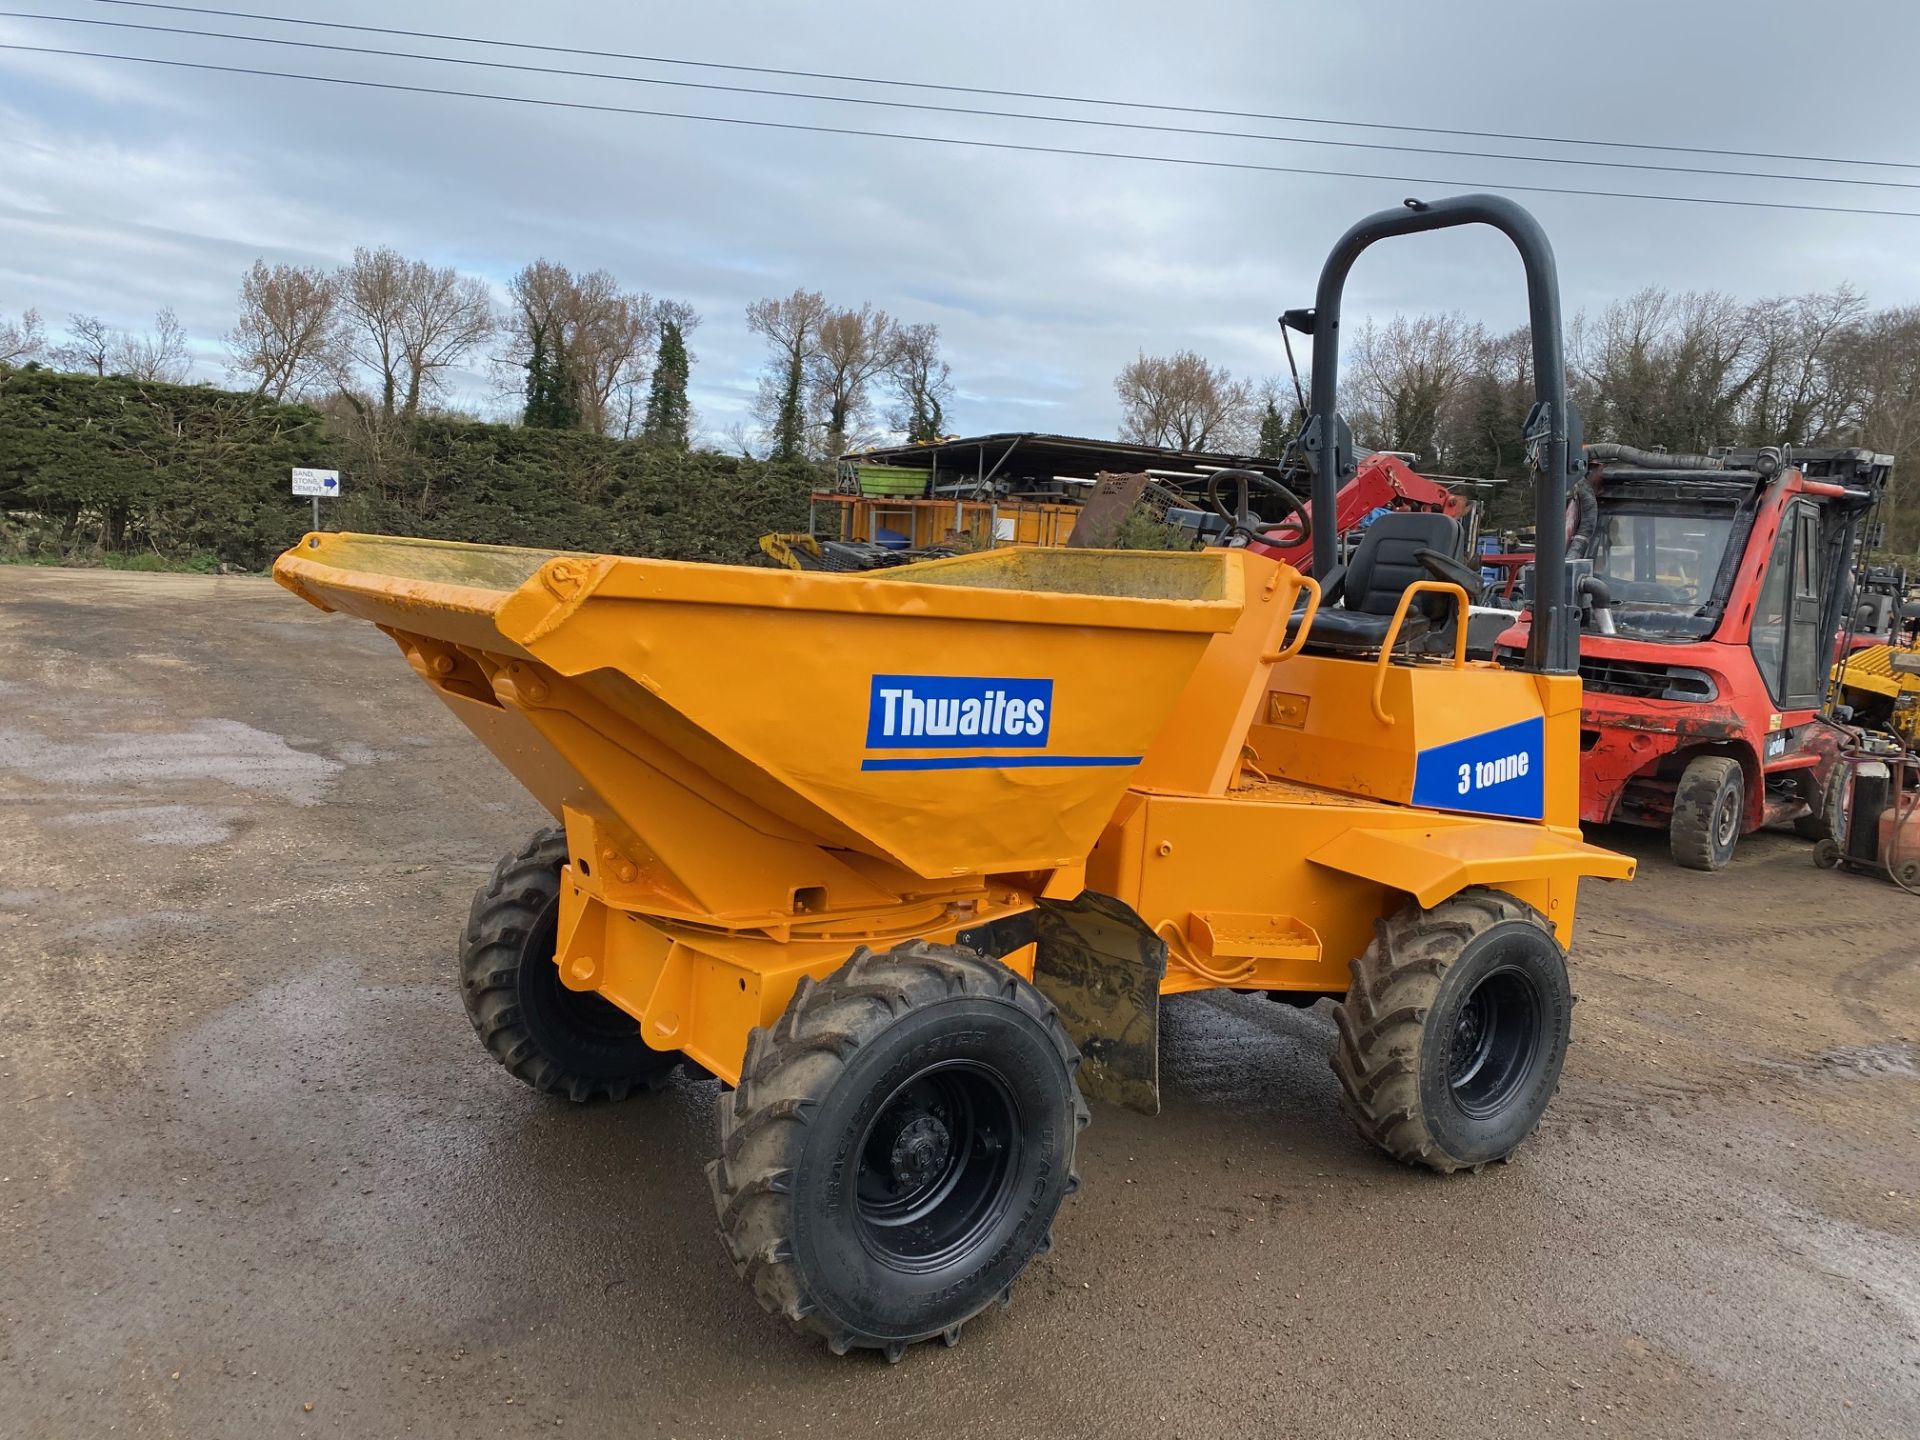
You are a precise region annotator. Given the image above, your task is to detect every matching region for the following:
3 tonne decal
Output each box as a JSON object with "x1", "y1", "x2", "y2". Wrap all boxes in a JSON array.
[
  {"x1": 1410, "y1": 715, "x2": 1546, "y2": 820},
  {"x1": 861, "y1": 674, "x2": 1139, "y2": 772}
]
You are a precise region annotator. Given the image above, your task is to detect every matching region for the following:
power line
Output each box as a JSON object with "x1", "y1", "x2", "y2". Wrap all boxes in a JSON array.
[
  {"x1": 8, "y1": 41, "x2": 1920, "y2": 220},
  {"x1": 11, "y1": 9, "x2": 1920, "y2": 193},
  {"x1": 65, "y1": 0, "x2": 1920, "y2": 175}
]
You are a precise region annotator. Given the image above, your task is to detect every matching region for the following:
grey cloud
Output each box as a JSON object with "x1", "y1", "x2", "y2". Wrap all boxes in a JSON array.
[{"x1": 6, "y1": 0, "x2": 1920, "y2": 439}]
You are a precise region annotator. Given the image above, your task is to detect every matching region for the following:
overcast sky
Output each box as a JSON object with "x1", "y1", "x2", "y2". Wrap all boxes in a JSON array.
[{"x1": 6, "y1": 0, "x2": 1920, "y2": 443}]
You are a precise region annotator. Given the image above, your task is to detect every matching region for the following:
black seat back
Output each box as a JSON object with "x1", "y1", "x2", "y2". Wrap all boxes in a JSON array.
[{"x1": 1343, "y1": 511, "x2": 1463, "y2": 615}]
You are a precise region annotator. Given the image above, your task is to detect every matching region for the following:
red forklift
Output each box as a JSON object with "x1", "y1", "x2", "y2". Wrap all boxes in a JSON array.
[{"x1": 1508, "y1": 444, "x2": 1891, "y2": 869}]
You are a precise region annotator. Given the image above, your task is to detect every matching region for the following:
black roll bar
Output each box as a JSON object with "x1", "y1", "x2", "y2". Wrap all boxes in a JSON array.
[{"x1": 1288, "y1": 194, "x2": 1581, "y2": 675}]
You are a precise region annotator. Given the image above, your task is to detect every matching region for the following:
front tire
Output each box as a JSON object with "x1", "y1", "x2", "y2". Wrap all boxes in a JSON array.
[
  {"x1": 1332, "y1": 888, "x2": 1571, "y2": 1174},
  {"x1": 708, "y1": 941, "x2": 1086, "y2": 1361},
  {"x1": 460, "y1": 827, "x2": 681, "y2": 1101},
  {"x1": 1670, "y1": 754, "x2": 1745, "y2": 871}
]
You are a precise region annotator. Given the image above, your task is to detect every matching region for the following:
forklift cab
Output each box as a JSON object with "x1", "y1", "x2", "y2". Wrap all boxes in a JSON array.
[{"x1": 1564, "y1": 446, "x2": 1892, "y2": 869}]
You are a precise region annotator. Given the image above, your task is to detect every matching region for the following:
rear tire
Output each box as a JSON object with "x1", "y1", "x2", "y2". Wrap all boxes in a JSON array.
[
  {"x1": 1332, "y1": 888, "x2": 1571, "y2": 1174},
  {"x1": 1793, "y1": 762, "x2": 1846, "y2": 841},
  {"x1": 1670, "y1": 754, "x2": 1745, "y2": 871},
  {"x1": 460, "y1": 827, "x2": 681, "y2": 1101},
  {"x1": 708, "y1": 941, "x2": 1085, "y2": 1361}
]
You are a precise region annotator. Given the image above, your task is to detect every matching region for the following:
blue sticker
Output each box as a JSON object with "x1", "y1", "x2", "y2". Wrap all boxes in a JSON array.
[
  {"x1": 866, "y1": 674, "x2": 1053, "y2": 750},
  {"x1": 860, "y1": 674, "x2": 1142, "y2": 772},
  {"x1": 1410, "y1": 715, "x2": 1546, "y2": 820}
]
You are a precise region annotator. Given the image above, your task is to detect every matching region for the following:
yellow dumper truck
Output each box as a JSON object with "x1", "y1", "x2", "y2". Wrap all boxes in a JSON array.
[{"x1": 276, "y1": 195, "x2": 1631, "y2": 1361}]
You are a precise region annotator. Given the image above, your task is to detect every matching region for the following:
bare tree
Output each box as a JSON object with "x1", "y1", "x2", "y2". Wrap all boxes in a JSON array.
[
  {"x1": 1839, "y1": 305, "x2": 1920, "y2": 453},
  {"x1": 887, "y1": 322, "x2": 953, "y2": 442},
  {"x1": 1114, "y1": 349, "x2": 1255, "y2": 451},
  {"x1": 720, "y1": 418, "x2": 762, "y2": 459},
  {"x1": 809, "y1": 304, "x2": 899, "y2": 458},
  {"x1": 227, "y1": 261, "x2": 343, "y2": 400},
  {"x1": 573, "y1": 270, "x2": 655, "y2": 436},
  {"x1": 112, "y1": 307, "x2": 191, "y2": 383},
  {"x1": 504, "y1": 260, "x2": 654, "y2": 434},
  {"x1": 746, "y1": 288, "x2": 831, "y2": 462},
  {"x1": 1834, "y1": 304, "x2": 1920, "y2": 547},
  {"x1": 1740, "y1": 286, "x2": 1866, "y2": 447},
  {"x1": 339, "y1": 246, "x2": 407, "y2": 414},
  {"x1": 654, "y1": 297, "x2": 701, "y2": 338},
  {"x1": 54, "y1": 313, "x2": 114, "y2": 376},
  {"x1": 0, "y1": 307, "x2": 44, "y2": 366},
  {"x1": 1570, "y1": 288, "x2": 1753, "y2": 453},
  {"x1": 1345, "y1": 313, "x2": 1485, "y2": 461},
  {"x1": 1436, "y1": 324, "x2": 1534, "y2": 486},
  {"x1": 340, "y1": 247, "x2": 494, "y2": 419}
]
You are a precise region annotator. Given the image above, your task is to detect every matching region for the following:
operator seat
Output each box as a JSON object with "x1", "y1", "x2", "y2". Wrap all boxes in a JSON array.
[{"x1": 1300, "y1": 510, "x2": 1474, "y2": 653}]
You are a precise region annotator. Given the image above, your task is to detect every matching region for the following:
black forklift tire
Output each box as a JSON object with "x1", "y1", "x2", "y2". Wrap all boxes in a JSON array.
[
  {"x1": 1793, "y1": 762, "x2": 1846, "y2": 841},
  {"x1": 460, "y1": 827, "x2": 681, "y2": 1101},
  {"x1": 1332, "y1": 888, "x2": 1571, "y2": 1174},
  {"x1": 708, "y1": 941, "x2": 1086, "y2": 1362},
  {"x1": 1670, "y1": 754, "x2": 1745, "y2": 871}
]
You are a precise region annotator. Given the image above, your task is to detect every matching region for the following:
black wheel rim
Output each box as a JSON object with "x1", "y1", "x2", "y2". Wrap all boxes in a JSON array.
[
  {"x1": 522, "y1": 893, "x2": 642, "y2": 1041},
  {"x1": 854, "y1": 1062, "x2": 1021, "y2": 1273},
  {"x1": 1713, "y1": 782, "x2": 1741, "y2": 850},
  {"x1": 1446, "y1": 965, "x2": 1543, "y2": 1119}
]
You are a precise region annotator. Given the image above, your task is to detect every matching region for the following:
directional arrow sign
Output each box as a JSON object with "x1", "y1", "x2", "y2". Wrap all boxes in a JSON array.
[{"x1": 292, "y1": 468, "x2": 341, "y2": 497}]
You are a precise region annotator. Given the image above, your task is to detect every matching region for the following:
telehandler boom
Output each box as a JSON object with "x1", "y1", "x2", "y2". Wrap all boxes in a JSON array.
[{"x1": 276, "y1": 193, "x2": 1631, "y2": 1361}]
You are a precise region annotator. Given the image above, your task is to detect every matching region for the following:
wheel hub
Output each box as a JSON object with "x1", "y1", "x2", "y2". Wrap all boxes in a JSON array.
[
  {"x1": 889, "y1": 1114, "x2": 952, "y2": 1188},
  {"x1": 1445, "y1": 965, "x2": 1544, "y2": 1119},
  {"x1": 1715, "y1": 786, "x2": 1740, "y2": 846},
  {"x1": 1453, "y1": 997, "x2": 1487, "y2": 1064},
  {"x1": 854, "y1": 1063, "x2": 1023, "y2": 1273}
]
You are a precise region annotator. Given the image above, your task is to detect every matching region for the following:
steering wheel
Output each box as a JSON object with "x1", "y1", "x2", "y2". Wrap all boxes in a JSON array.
[{"x1": 1204, "y1": 468, "x2": 1312, "y2": 546}]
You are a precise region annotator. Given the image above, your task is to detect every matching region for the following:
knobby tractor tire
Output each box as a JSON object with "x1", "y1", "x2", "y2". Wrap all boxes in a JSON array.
[
  {"x1": 1331, "y1": 887, "x2": 1571, "y2": 1175},
  {"x1": 460, "y1": 827, "x2": 681, "y2": 1102},
  {"x1": 1670, "y1": 754, "x2": 1745, "y2": 871},
  {"x1": 708, "y1": 941, "x2": 1087, "y2": 1363}
]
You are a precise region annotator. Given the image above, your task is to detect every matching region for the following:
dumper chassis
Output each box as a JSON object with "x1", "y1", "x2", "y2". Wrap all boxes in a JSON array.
[{"x1": 278, "y1": 195, "x2": 1631, "y2": 1360}]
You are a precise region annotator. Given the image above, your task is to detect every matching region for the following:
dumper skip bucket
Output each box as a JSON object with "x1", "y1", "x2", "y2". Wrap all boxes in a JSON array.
[{"x1": 276, "y1": 535, "x2": 1251, "y2": 887}]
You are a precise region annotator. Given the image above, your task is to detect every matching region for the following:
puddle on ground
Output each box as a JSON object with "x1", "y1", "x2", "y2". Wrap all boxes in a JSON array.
[
  {"x1": 0, "y1": 719, "x2": 346, "y2": 805},
  {"x1": 53, "y1": 803, "x2": 246, "y2": 846},
  {"x1": 1816, "y1": 1040, "x2": 1920, "y2": 1079},
  {"x1": 1776, "y1": 1203, "x2": 1920, "y2": 1335},
  {"x1": 61, "y1": 910, "x2": 207, "y2": 943}
]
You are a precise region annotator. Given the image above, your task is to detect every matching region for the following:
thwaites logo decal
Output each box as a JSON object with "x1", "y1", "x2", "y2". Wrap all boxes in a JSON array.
[
  {"x1": 861, "y1": 674, "x2": 1139, "y2": 772},
  {"x1": 867, "y1": 674, "x2": 1052, "y2": 749},
  {"x1": 1409, "y1": 715, "x2": 1546, "y2": 820}
]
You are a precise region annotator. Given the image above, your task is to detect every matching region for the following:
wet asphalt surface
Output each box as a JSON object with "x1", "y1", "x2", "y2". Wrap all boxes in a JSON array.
[{"x1": 2, "y1": 566, "x2": 1918, "y2": 1439}]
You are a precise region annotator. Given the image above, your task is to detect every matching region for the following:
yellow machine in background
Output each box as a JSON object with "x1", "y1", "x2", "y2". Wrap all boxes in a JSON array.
[
  {"x1": 760, "y1": 493, "x2": 1082, "y2": 571},
  {"x1": 1837, "y1": 630, "x2": 1920, "y2": 746},
  {"x1": 275, "y1": 194, "x2": 1630, "y2": 1362}
]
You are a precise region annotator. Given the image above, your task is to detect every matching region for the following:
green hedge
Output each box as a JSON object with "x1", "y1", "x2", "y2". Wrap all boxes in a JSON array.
[{"x1": 0, "y1": 368, "x2": 817, "y2": 569}]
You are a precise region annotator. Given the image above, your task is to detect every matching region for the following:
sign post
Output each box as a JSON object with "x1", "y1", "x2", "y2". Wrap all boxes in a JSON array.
[{"x1": 292, "y1": 468, "x2": 341, "y2": 531}]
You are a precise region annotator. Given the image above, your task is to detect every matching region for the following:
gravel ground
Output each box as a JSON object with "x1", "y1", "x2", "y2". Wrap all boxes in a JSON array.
[{"x1": 2, "y1": 564, "x2": 1917, "y2": 1439}]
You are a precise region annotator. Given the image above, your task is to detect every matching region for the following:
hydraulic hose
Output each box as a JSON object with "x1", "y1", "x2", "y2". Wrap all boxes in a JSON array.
[
  {"x1": 1579, "y1": 573, "x2": 1616, "y2": 635},
  {"x1": 1584, "y1": 443, "x2": 1726, "y2": 471},
  {"x1": 1567, "y1": 477, "x2": 1599, "y2": 559}
]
